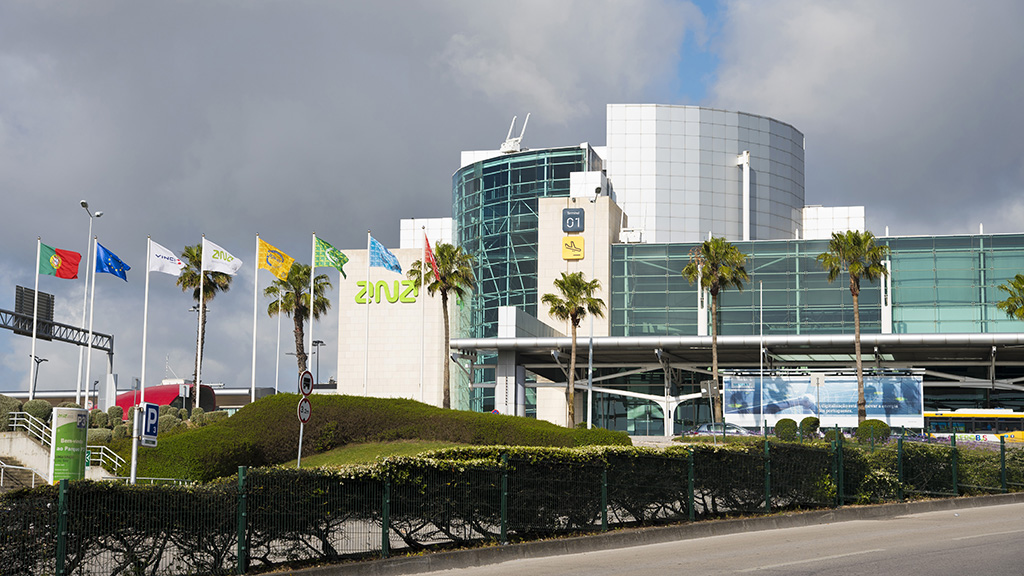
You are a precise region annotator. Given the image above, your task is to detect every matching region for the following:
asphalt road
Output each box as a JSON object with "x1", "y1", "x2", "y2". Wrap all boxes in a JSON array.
[{"x1": 408, "y1": 502, "x2": 1024, "y2": 576}]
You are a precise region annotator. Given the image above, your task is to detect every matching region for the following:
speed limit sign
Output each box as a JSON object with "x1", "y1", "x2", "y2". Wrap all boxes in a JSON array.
[
  {"x1": 299, "y1": 370, "x2": 314, "y2": 396},
  {"x1": 297, "y1": 397, "x2": 312, "y2": 423}
]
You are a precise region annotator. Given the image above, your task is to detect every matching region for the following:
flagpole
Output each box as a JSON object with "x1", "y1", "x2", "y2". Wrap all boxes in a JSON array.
[
  {"x1": 308, "y1": 233, "x2": 316, "y2": 379},
  {"x1": 364, "y1": 230, "x2": 371, "y2": 395},
  {"x1": 84, "y1": 236, "x2": 98, "y2": 408},
  {"x1": 275, "y1": 296, "x2": 281, "y2": 394},
  {"x1": 196, "y1": 235, "x2": 206, "y2": 412},
  {"x1": 28, "y1": 238, "x2": 41, "y2": 401},
  {"x1": 420, "y1": 225, "x2": 426, "y2": 403},
  {"x1": 131, "y1": 236, "x2": 154, "y2": 485},
  {"x1": 250, "y1": 234, "x2": 260, "y2": 404}
]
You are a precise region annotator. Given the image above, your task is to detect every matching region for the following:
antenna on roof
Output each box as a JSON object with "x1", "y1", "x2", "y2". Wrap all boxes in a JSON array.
[{"x1": 500, "y1": 113, "x2": 530, "y2": 154}]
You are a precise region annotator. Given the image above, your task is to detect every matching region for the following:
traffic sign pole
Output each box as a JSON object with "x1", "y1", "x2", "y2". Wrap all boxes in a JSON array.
[{"x1": 296, "y1": 396, "x2": 312, "y2": 468}]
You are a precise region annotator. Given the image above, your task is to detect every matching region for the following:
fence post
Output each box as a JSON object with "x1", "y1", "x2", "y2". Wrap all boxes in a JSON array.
[
  {"x1": 687, "y1": 450, "x2": 695, "y2": 522},
  {"x1": 600, "y1": 466, "x2": 608, "y2": 532},
  {"x1": 382, "y1": 475, "x2": 391, "y2": 558},
  {"x1": 236, "y1": 466, "x2": 248, "y2": 575},
  {"x1": 838, "y1": 429, "x2": 845, "y2": 506},
  {"x1": 950, "y1": 434, "x2": 958, "y2": 496},
  {"x1": 1001, "y1": 436, "x2": 1007, "y2": 494},
  {"x1": 500, "y1": 453, "x2": 508, "y2": 545},
  {"x1": 56, "y1": 479, "x2": 68, "y2": 576},
  {"x1": 897, "y1": 436, "x2": 904, "y2": 502},
  {"x1": 764, "y1": 439, "x2": 771, "y2": 514}
]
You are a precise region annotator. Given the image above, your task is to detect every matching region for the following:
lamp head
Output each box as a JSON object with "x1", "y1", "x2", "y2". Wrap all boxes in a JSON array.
[
  {"x1": 95, "y1": 211, "x2": 104, "y2": 218},
  {"x1": 80, "y1": 200, "x2": 88, "y2": 209}
]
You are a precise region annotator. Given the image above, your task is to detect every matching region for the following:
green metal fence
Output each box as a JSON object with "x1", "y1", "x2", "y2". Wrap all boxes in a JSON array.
[{"x1": 3, "y1": 440, "x2": 1024, "y2": 576}]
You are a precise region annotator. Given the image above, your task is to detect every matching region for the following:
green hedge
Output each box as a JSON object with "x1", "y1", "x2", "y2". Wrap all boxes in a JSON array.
[
  {"x1": 128, "y1": 394, "x2": 631, "y2": 482},
  {"x1": 0, "y1": 394, "x2": 21, "y2": 430}
]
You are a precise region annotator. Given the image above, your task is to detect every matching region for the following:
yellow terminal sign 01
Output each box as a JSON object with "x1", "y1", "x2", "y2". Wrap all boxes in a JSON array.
[{"x1": 562, "y1": 236, "x2": 585, "y2": 260}]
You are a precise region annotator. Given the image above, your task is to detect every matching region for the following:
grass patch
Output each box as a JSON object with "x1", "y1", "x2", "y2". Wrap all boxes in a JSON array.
[{"x1": 285, "y1": 440, "x2": 466, "y2": 468}]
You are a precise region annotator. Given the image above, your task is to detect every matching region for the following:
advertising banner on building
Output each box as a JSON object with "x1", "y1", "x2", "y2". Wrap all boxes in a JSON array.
[
  {"x1": 49, "y1": 407, "x2": 90, "y2": 482},
  {"x1": 723, "y1": 373, "x2": 924, "y2": 429}
]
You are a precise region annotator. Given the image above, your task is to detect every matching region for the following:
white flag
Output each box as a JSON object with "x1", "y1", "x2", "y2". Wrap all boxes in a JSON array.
[
  {"x1": 149, "y1": 240, "x2": 186, "y2": 276},
  {"x1": 202, "y1": 238, "x2": 243, "y2": 275}
]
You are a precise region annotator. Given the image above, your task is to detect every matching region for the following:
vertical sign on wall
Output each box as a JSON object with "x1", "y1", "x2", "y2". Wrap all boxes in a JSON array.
[{"x1": 49, "y1": 407, "x2": 89, "y2": 482}]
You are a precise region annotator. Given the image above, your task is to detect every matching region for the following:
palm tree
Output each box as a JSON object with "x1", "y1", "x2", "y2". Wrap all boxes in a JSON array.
[
  {"x1": 541, "y1": 271, "x2": 606, "y2": 428},
  {"x1": 407, "y1": 242, "x2": 475, "y2": 409},
  {"x1": 816, "y1": 230, "x2": 890, "y2": 424},
  {"x1": 997, "y1": 274, "x2": 1024, "y2": 320},
  {"x1": 264, "y1": 263, "x2": 332, "y2": 373},
  {"x1": 681, "y1": 237, "x2": 749, "y2": 423},
  {"x1": 177, "y1": 244, "x2": 233, "y2": 385}
]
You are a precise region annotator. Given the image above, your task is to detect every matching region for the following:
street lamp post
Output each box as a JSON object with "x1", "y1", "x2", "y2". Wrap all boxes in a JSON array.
[
  {"x1": 91, "y1": 380, "x2": 100, "y2": 410},
  {"x1": 31, "y1": 355, "x2": 47, "y2": 397},
  {"x1": 311, "y1": 340, "x2": 325, "y2": 385},
  {"x1": 76, "y1": 200, "x2": 103, "y2": 405}
]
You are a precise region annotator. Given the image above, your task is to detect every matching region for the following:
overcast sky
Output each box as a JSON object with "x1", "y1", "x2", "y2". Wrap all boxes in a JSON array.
[{"x1": 2, "y1": 0, "x2": 1022, "y2": 399}]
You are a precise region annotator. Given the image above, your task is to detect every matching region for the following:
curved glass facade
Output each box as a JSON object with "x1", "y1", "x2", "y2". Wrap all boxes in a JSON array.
[{"x1": 453, "y1": 147, "x2": 591, "y2": 338}]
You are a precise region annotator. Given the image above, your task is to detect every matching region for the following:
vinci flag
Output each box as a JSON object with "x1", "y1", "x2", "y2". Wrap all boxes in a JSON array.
[
  {"x1": 149, "y1": 240, "x2": 186, "y2": 276},
  {"x1": 369, "y1": 236, "x2": 402, "y2": 273},
  {"x1": 39, "y1": 243, "x2": 82, "y2": 279},
  {"x1": 258, "y1": 238, "x2": 294, "y2": 281},
  {"x1": 96, "y1": 243, "x2": 131, "y2": 281},
  {"x1": 314, "y1": 237, "x2": 349, "y2": 279},
  {"x1": 202, "y1": 238, "x2": 243, "y2": 275}
]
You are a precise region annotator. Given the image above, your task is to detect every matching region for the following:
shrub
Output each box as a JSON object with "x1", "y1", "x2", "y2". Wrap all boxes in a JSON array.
[
  {"x1": 190, "y1": 407, "x2": 206, "y2": 426},
  {"x1": 22, "y1": 399, "x2": 52, "y2": 422},
  {"x1": 159, "y1": 404, "x2": 173, "y2": 416},
  {"x1": 0, "y1": 394, "x2": 22, "y2": 430},
  {"x1": 88, "y1": 428, "x2": 112, "y2": 444},
  {"x1": 206, "y1": 411, "x2": 229, "y2": 425},
  {"x1": 57, "y1": 401, "x2": 81, "y2": 409},
  {"x1": 856, "y1": 419, "x2": 891, "y2": 444},
  {"x1": 823, "y1": 428, "x2": 841, "y2": 443},
  {"x1": 775, "y1": 418, "x2": 798, "y2": 441},
  {"x1": 90, "y1": 409, "x2": 109, "y2": 429},
  {"x1": 178, "y1": 408, "x2": 189, "y2": 420},
  {"x1": 158, "y1": 414, "x2": 184, "y2": 434},
  {"x1": 107, "y1": 406, "x2": 124, "y2": 424},
  {"x1": 800, "y1": 416, "x2": 820, "y2": 439},
  {"x1": 112, "y1": 424, "x2": 130, "y2": 441}
]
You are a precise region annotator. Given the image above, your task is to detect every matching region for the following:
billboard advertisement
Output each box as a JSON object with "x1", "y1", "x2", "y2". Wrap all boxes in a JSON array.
[
  {"x1": 723, "y1": 372, "x2": 924, "y2": 429},
  {"x1": 49, "y1": 407, "x2": 90, "y2": 482}
]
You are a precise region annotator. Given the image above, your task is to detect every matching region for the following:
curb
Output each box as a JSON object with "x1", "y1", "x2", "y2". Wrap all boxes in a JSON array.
[{"x1": 274, "y1": 492, "x2": 1024, "y2": 575}]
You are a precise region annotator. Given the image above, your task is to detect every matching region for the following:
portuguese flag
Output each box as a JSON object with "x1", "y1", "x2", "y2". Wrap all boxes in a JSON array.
[{"x1": 39, "y1": 243, "x2": 82, "y2": 279}]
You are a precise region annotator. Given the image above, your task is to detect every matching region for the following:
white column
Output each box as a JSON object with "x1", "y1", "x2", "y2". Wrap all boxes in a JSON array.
[{"x1": 737, "y1": 151, "x2": 751, "y2": 241}]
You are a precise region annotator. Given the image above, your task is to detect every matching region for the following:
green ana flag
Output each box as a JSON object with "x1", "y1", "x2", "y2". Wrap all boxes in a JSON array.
[
  {"x1": 39, "y1": 243, "x2": 82, "y2": 279},
  {"x1": 314, "y1": 237, "x2": 349, "y2": 279}
]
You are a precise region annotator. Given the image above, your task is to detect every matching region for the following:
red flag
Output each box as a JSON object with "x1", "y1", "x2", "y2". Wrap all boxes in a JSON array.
[
  {"x1": 424, "y1": 234, "x2": 441, "y2": 282},
  {"x1": 39, "y1": 243, "x2": 82, "y2": 279}
]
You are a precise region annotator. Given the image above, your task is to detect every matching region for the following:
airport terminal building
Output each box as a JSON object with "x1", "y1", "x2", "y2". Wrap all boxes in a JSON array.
[{"x1": 335, "y1": 104, "x2": 1024, "y2": 435}]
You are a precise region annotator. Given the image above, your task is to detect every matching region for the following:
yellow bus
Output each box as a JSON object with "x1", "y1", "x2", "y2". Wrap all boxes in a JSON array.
[{"x1": 924, "y1": 409, "x2": 1024, "y2": 443}]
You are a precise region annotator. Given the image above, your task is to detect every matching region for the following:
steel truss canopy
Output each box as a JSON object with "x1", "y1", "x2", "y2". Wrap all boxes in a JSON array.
[
  {"x1": 451, "y1": 332, "x2": 1024, "y2": 387},
  {"x1": 0, "y1": 308, "x2": 114, "y2": 353}
]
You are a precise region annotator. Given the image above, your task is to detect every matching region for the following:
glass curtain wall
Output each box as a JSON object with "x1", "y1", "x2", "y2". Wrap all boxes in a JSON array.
[{"x1": 453, "y1": 147, "x2": 587, "y2": 410}]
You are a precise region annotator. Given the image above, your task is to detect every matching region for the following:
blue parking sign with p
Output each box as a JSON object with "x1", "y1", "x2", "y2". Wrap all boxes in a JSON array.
[{"x1": 141, "y1": 402, "x2": 159, "y2": 445}]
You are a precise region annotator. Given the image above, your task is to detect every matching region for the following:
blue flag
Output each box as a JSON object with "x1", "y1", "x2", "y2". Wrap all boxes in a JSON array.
[
  {"x1": 96, "y1": 243, "x2": 130, "y2": 281},
  {"x1": 369, "y1": 236, "x2": 402, "y2": 273}
]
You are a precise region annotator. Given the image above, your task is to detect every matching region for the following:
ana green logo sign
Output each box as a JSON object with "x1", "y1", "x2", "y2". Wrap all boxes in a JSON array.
[{"x1": 355, "y1": 280, "x2": 419, "y2": 304}]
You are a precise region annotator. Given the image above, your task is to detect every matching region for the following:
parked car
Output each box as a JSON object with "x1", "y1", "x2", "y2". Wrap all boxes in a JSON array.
[{"x1": 690, "y1": 423, "x2": 756, "y2": 436}]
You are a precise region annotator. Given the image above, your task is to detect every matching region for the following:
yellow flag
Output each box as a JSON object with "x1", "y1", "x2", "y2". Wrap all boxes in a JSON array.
[{"x1": 257, "y1": 238, "x2": 294, "y2": 281}]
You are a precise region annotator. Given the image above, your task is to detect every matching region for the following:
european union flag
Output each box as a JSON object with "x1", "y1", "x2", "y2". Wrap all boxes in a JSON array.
[{"x1": 96, "y1": 243, "x2": 130, "y2": 281}]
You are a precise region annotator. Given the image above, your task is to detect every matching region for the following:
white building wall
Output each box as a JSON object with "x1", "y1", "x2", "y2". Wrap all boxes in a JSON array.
[
  {"x1": 801, "y1": 206, "x2": 866, "y2": 239},
  {"x1": 335, "y1": 248, "x2": 449, "y2": 407}
]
